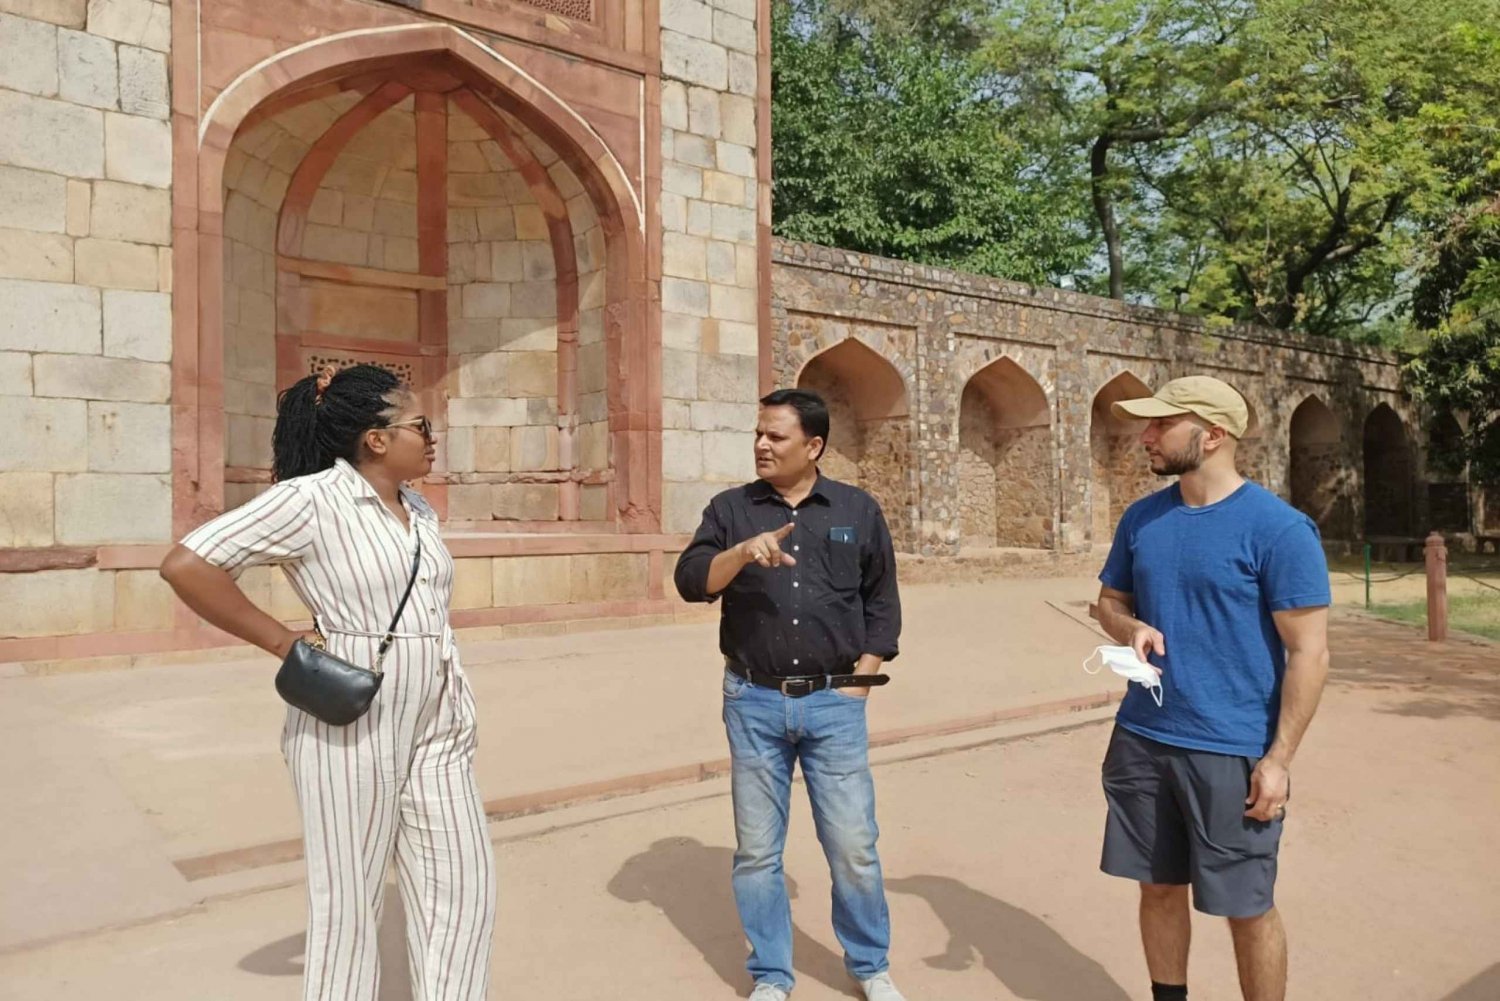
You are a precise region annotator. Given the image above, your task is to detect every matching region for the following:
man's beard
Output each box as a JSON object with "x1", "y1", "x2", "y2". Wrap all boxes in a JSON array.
[{"x1": 1150, "y1": 428, "x2": 1204, "y2": 476}]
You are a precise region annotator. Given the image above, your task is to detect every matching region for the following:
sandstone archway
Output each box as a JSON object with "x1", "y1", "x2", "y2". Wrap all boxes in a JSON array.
[
  {"x1": 1089, "y1": 372, "x2": 1154, "y2": 543},
  {"x1": 1237, "y1": 395, "x2": 1268, "y2": 483},
  {"x1": 1426, "y1": 412, "x2": 1469, "y2": 532},
  {"x1": 179, "y1": 25, "x2": 652, "y2": 533},
  {"x1": 796, "y1": 338, "x2": 912, "y2": 548},
  {"x1": 1289, "y1": 395, "x2": 1350, "y2": 539},
  {"x1": 957, "y1": 358, "x2": 1052, "y2": 549},
  {"x1": 1363, "y1": 403, "x2": 1415, "y2": 538}
]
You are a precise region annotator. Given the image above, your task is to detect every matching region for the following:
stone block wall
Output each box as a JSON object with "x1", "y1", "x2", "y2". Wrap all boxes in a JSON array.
[
  {"x1": 221, "y1": 99, "x2": 321, "y2": 505},
  {"x1": 0, "y1": 1, "x2": 173, "y2": 635},
  {"x1": 305, "y1": 99, "x2": 421, "y2": 272},
  {"x1": 658, "y1": 0, "x2": 764, "y2": 533},
  {"x1": 797, "y1": 360, "x2": 913, "y2": 548},
  {"x1": 445, "y1": 100, "x2": 563, "y2": 523},
  {"x1": 992, "y1": 427, "x2": 1052, "y2": 546},
  {"x1": 958, "y1": 420, "x2": 1052, "y2": 549}
]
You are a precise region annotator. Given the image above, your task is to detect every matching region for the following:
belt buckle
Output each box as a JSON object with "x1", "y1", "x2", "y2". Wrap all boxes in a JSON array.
[{"x1": 779, "y1": 677, "x2": 815, "y2": 698}]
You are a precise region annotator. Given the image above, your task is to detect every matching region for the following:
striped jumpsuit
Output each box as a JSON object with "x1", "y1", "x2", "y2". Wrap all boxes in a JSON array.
[{"x1": 182, "y1": 458, "x2": 495, "y2": 1000}]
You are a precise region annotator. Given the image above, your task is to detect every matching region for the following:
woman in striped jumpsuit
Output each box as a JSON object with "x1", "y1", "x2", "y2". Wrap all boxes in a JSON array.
[{"x1": 160, "y1": 364, "x2": 494, "y2": 1000}]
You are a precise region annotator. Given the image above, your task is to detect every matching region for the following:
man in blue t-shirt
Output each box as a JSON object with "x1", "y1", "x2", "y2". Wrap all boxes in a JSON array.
[{"x1": 1094, "y1": 375, "x2": 1331, "y2": 1001}]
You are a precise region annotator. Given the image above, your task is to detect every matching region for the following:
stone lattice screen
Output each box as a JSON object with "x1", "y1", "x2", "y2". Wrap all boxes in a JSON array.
[
  {"x1": 516, "y1": 0, "x2": 593, "y2": 20},
  {"x1": 304, "y1": 354, "x2": 416, "y2": 386}
]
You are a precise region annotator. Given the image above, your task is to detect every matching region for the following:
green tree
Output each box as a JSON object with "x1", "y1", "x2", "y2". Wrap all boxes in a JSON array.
[
  {"x1": 1402, "y1": 321, "x2": 1500, "y2": 480},
  {"x1": 1156, "y1": 0, "x2": 1500, "y2": 336},
  {"x1": 1400, "y1": 16, "x2": 1500, "y2": 476},
  {"x1": 1408, "y1": 16, "x2": 1500, "y2": 335},
  {"x1": 825, "y1": 0, "x2": 993, "y2": 51},
  {"x1": 770, "y1": 0, "x2": 1092, "y2": 285},
  {"x1": 983, "y1": 0, "x2": 1500, "y2": 334},
  {"x1": 985, "y1": 0, "x2": 1256, "y2": 300},
  {"x1": 774, "y1": 0, "x2": 1500, "y2": 339}
]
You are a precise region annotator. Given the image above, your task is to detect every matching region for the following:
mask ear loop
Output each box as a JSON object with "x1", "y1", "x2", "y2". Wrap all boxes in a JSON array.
[
  {"x1": 1083, "y1": 648, "x2": 1105, "y2": 675},
  {"x1": 1146, "y1": 682, "x2": 1164, "y2": 707}
]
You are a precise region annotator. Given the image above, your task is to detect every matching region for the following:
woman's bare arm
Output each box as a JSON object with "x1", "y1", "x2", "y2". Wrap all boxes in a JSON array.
[{"x1": 159, "y1": 544, "x2": 302, "y2": 658}]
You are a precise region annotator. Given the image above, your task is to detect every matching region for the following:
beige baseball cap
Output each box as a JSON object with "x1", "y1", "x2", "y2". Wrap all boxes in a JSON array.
[{"x1": 1110, "y1": 376, "x2": 1250, "y2": 438}]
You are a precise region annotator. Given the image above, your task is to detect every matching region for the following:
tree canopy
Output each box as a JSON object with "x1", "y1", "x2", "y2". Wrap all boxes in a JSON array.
[
  {"x1": 770, "y1": 0, "x2": 1093, "y2": 285},
  {"x1": 771, "y1": 0, "x2": 1500, "y2": 342}
]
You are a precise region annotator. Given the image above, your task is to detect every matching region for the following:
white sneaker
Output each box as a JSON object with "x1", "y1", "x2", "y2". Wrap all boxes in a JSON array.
[
  {"x1": 747, "y1": 984, "x2": 789, "y2": 1001},
  {"x1": 859, "y1": 972, "x2": 907, "y2": 1001}
]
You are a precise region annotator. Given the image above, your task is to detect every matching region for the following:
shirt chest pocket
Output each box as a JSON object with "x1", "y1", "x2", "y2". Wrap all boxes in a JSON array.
[{"x1": 826, "y1": 539, "x2": 861, "y2": 592}]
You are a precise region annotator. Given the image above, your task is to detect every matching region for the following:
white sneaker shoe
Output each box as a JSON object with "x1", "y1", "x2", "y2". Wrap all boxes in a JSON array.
[
  {"x1": 859, "y1": 972, "x2": 907, "y2": 1001},
  {"x1": 748, "y1": 983, "x2": 790, "y2": 1001}
]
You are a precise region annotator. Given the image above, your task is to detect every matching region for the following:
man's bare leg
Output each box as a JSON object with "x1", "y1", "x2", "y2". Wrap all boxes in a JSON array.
[
  {"x1": 1139, "y1": 883, "x2": 1191, "y2": 985},
  {"x1": 1228, "y1": 907, "x2": 1286, "y2": 1001}
]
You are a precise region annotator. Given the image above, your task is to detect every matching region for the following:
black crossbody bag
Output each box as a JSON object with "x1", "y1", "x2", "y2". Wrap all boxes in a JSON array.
[{"x1": 274, "y1": 535, "x2": 423, "y2": 725}]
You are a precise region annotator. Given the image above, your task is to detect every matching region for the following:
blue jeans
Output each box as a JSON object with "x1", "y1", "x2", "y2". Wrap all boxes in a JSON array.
[{"x1": 722, "y1": 669, "x2": 891, "y2": 991}]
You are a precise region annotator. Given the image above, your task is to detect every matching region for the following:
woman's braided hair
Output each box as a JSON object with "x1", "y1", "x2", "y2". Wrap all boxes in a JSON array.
[{"x1": 272, "y1": 364, "x2": 404, "y2": 482}]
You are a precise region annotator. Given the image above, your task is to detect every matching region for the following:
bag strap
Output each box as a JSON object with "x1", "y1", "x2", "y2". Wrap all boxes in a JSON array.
[{"x1": 374, "y1": 533, "x2": 423, "y2": 671}]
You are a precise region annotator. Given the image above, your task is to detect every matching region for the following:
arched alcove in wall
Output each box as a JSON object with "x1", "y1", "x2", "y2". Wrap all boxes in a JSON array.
[
  {"x1": 182, "y1": 25, "x2": 652, "y2": 533},
  {"x1": 957, "y1": 357, "x2": 1052, "y2": 549},
  {"x1": 795, "y1": 337, "x2": 912, "y2": 548},
  {"x1": 1289, "y1": 395, "x2": 1351, "y2": 539},
  {"x1": 1363, "y1": 402, "x2": 1415, "y2": 537},
  {"x1": 1089, "y1": 371, "x2": 1154, "y2": 543}
]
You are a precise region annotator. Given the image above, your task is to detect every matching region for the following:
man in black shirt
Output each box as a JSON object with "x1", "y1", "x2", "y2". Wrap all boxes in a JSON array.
[{"x1": 675, "y1": 388, "x2": 906, "y2": 1001}]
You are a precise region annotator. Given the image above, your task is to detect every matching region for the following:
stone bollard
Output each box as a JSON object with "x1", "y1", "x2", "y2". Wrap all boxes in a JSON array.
[{"x1": 1425, "y1": 531, "x2": 1448, "y2": 642}]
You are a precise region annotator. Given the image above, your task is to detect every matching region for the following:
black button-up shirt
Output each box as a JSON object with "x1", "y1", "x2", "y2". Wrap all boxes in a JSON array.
[{"x1": 673, "y1": 475, "x2": 901, "y2": 677}]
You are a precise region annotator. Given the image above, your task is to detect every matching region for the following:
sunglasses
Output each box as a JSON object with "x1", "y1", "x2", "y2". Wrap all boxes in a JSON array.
[{"x1": 385, "y1": 416, "x2": 435, "y2": 441}]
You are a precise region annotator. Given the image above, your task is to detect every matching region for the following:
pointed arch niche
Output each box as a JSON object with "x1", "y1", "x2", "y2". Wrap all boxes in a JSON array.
[
  {"x1": 1237, "y1": 396, "x2": 1268, "y2": 483},
  {"x1": 957, "y1": 358, "x2": 1052, "y2": 549},
  {"x1": 1289, "y1": 395, "x2": 1351, "y2": 539},
  {"x1": 180, "y1": 26, "x2": 652, "y2": 536},
  {"x1": 1363, "y1": 403, "x2": 1416, "y2": 537},
  {"x1": 1089, "y1": 372, "x2": 1155, "y2": 544},
  {"x1": 795, "y1": 338, "x2": 912, "y2": 549}
]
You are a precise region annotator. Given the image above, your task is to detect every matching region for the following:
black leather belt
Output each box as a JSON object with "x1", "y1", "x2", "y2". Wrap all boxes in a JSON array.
[{"x1": 727, "y1": 659, "x2": 890, "y2": 697}]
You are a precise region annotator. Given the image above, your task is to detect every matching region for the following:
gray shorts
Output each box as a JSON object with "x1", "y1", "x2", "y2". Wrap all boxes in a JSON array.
[{"x1": 1100, "y1": 725, "x2": 1284, "y2": 918}]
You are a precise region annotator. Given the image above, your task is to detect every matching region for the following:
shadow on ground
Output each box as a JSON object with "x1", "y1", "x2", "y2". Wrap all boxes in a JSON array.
[
  {"x1": 607, "y1": 839, "x2": 1131, "y2": 1001},
  {"x1": 237, "y1": 881, "x2": 414, "y2": 1000},
  {"x1": 888, "y1": 875, "x2": 1130, "y2": 1001},
  {"x1": 1441, "y1": 961, "x2": 1500, "y2": 1000},
  {"x1": 608, "y1": 836, "x2": 856, "y2": 996},
  {"x1": 1327, "y1": 617, "x2": 1500, "y2": 721}
]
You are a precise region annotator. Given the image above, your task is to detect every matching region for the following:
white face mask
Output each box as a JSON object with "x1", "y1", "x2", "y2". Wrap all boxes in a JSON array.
[{"x1": 1084, "y1": 645, "x2": 1164, "y2": 707}]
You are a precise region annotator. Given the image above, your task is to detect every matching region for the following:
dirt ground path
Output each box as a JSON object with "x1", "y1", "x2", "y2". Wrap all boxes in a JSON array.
[{"x1": 3, "y1": 613, "x2": 1496, "y2": 1000}]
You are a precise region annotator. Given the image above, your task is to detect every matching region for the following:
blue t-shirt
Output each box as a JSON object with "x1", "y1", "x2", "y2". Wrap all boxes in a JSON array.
[{"x1": 1098, "y1": 481, "x2": 1331, "y2": 757}]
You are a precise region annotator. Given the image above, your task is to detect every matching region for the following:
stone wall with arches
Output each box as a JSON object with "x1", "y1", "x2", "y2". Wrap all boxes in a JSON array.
[{"x1": 772, "y1": 239, "x2": 1436, "y2": 555}]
